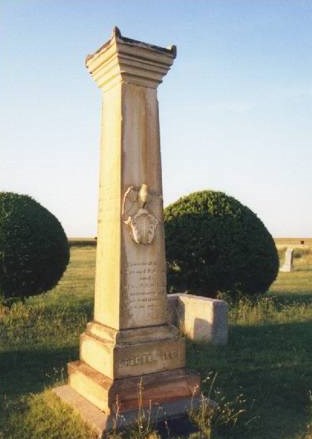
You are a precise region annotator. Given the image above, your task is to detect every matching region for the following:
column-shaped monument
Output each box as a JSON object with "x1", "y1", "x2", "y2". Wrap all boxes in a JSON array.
[{"x1": 58, "y1": 27, "x2": 200, "y2": 430}]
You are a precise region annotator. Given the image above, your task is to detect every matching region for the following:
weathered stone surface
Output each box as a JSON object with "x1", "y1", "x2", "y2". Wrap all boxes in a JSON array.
[
  {"x1": 88, "y1": 28, "x2": 176, "y2": 331},
  {"x1": 54, "y1": 27, "x2": 201, "y2": 430},
  {"x1": 168, "y1": 293, "x2": 228, "y2": 345},
  {"x1": 79, "y1": 322, "x2": 185, "y2": 379},
  {"x1": 53, "y1": 384, "x2": 204, "y2": 439},
  {"x1": 68, "y1": 361, "x2": 200, "y2": 413}
]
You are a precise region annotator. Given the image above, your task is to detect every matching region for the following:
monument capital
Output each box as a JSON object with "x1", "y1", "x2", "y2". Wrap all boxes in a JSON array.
[{"x1": 85, "y1": 27, "x2": 177, "y2": 90}]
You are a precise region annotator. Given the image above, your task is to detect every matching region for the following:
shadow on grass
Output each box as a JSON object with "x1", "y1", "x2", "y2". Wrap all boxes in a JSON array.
[
  {"x1": 187, "y1": 320, "x2": 312, "y2": 439},
  {"x1": 293, "y1": 267, "x2": 312, "y2": 272},
  {"x1": 269, "y1": 292, "x2": 312, "y2": 304},
  {"x1": 0, "y1": 346, "x2": 78, "y2": 398},
  {"x1": 0, "y1": 345, "x2": 80, "y2": 432},
  {"x1": 271, "y1": 290, "x2": 312, "y2": 305}
]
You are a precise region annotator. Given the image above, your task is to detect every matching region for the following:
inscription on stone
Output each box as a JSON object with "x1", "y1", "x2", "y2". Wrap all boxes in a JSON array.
[
  {"x1": 119, "y1": 353, "x2": 155, "y2": 368},
  {"x1": 119, "y1": 350, "x2": 180, "y2": 369},
  {"x1": 160, "y1": 350, "x2": 178, "y2": 361},
  {"x1": 125, "y1": 261, "x2": 165, "y2": 317}
]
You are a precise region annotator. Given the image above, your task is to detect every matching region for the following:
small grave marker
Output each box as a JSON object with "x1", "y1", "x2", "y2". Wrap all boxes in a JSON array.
[{"x1": 280, "y1": 247, "x2": 294, "y2": 272}]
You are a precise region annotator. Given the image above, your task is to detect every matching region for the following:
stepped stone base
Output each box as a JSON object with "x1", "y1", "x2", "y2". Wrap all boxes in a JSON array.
[
  {"x1": 54, "y1": 383, "x2": 203, "y2": 438},
  {"x1": 67, "y1": 360, "x2": 200, "y2": 413}
]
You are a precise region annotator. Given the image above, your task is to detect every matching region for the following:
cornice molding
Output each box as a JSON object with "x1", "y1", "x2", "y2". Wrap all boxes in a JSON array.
[{"x1": 86, "y1": 27, "x2": 177, "y2": 91}]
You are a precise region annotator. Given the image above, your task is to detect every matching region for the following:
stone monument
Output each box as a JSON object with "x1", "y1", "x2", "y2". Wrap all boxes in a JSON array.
[
  {"x1": 280, "y1": 247, "x2": 294, "y2": 272},
  {"x1": 55, "y1": 27, "x2": 200, "y2": 434}
]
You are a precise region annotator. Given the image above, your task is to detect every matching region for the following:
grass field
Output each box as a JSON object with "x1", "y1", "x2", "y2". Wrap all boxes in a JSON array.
[
  {"x1": 1, "y1": 244, "x2": 312, "y2": 438},
  {"x1": 274, "y1": 238, "x2": 312, "y2": 247}
]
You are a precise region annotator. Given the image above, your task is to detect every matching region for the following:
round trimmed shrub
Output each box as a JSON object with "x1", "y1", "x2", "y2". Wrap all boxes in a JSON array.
[
  {"x1": 0, "y1": 192, "x2": 70, "y2": 300},
  {"x1": 164, "y1": 190, "x2": 279, "y2": 299}
]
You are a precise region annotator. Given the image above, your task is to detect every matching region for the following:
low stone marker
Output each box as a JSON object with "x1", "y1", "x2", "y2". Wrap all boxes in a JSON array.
[
  {"x1": 168, "y1": 293, "x2": 228, "y2": 345},
  {"x1": 280, "y1": 247, "x2": 294, "y2": 272}
]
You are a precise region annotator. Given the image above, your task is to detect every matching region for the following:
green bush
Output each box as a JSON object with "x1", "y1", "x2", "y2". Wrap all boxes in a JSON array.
[
  {"x1": 164, "y1": 190, "x2": 279, "y2": 299},
  {"x1": 0, "y1": 192, "x2": 69, "y2": 301}
]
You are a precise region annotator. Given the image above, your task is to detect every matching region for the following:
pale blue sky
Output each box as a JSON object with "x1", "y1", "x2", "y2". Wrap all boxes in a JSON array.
[{"x1": 1, "y1": 1, "x2": 312, "y2": 237}]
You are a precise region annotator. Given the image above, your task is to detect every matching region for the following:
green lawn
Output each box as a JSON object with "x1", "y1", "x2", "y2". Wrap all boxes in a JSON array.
[{"x1": 1, "y1": 245, "x2": 312, "y2": 438}]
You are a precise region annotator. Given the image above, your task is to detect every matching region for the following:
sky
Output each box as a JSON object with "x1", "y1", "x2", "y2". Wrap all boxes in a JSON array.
[{"x1": 1, "y1": 0, "x2": 312, "y2": 238}]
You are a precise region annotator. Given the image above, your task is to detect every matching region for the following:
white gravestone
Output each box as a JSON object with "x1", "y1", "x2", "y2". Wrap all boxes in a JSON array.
[{"x1": 280, "y1": 247, "x2": 294, "y2": 272}]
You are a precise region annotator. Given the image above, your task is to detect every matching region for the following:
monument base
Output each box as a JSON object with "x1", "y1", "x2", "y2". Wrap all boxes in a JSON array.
[
  {"x1": 79, "y1": 322, "x2": 186, "y2": 381},
  {"x1": 54, "y1": 383, "x2": 203, "y2": 439},
  {"x1": 67, "y1": 360, "x2": 200, "y2": 413}
]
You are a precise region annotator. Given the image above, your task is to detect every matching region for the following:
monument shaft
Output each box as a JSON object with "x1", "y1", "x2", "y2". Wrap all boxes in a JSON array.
[{"x1": 94, "y1": 82, "x2": 167, "y2": 330}]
